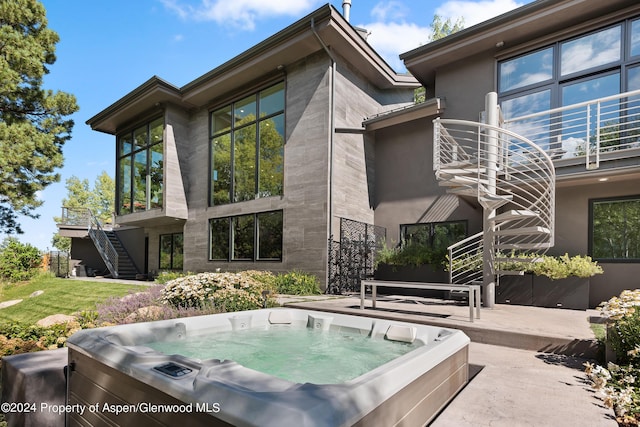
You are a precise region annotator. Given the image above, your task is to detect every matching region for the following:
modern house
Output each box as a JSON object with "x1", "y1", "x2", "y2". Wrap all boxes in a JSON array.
[{"x1": 59, "y1": 0, "x2": 640, "y2": 309}]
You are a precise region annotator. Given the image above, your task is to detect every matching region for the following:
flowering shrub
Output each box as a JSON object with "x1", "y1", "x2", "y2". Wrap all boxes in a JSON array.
[
  {"x1": 585, "y1": 353, "x2": 640, "y2": 425},
  {"x1": 586, "y1": 289, "x2": 640, "y2": 425},
  {"x1": 96, "y1": 285, "x2": 220, "y2": 325},
  {"x1": 602, "y1": 290, "x2": 640, "y2": 363},
  {"x1": 601, "y1": 290, "x2": 640, "y2": 322},
  {"x1": 160, "y1": 271, "x2": 276, "y2": 311}
]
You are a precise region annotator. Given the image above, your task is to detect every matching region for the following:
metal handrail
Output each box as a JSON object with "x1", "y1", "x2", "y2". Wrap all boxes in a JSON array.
[
  {"x1": 86, "y1": 209, "x2": 119, "y2": 278},
  {"x1": 504, "y1": 88, "x2": 640, "y2": 170},
  {"x1": 435, "y1": 118, "x2": 555, "y2": 284},
  {"x1": 447, "y1": 232, "x2": 483, "y2": 284}
]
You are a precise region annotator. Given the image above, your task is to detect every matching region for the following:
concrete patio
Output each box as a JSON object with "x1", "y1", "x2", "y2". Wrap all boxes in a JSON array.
[{"x1": 280, "y1": 293, "x2": 617, "y2": 426}]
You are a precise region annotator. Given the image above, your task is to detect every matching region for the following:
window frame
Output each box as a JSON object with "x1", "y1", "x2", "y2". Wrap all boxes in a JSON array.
[
  {"x1": 399, "y1": 220, "x2": 468, "y2": 250},
  {"x1": 208, "y1": 210, "x2": 283, "y2": 262},
  {"x1": 159, "y1": 232, "x2": 184, "y2": 270},
  {"x1": 116, "y1": 117, "x2": 164, "y2": 215},
  {"x1": 208, "y1": 81, "x2": 285, "y2": 207},
  {"x1": 498, "y1": 17, "x2": 640, "y2": 117},
  {"x1": 588, "y1": 194, "x2": 640, "y2": 263}
]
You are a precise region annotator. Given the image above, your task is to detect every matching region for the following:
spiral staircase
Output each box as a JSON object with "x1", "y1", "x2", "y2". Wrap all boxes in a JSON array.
[{"x1": 433, "y1": 96, "x2": 556, "y2": 307}]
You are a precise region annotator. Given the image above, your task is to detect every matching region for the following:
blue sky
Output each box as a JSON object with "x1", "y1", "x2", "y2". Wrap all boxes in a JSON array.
[{"x1": 11, "y1": 0, "x2": 530, "y2": 250}]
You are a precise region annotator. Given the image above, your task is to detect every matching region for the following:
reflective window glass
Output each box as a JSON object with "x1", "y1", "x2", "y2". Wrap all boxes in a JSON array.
[
  {"x1": 210, "y1": 218, "x2": 230, "y2": 260},
  {"x1": 149, "y1": 143, "x2": 163, "y2": 209},
  {"x1": 212, "y1": 106, "x2": 232, "y2": 136},
  {"x1": 502, "y1": 90, "x2": 552, "y2": 150},
  {"x1": 257, "y1": 211, "x2": 283, "y2": 260},
  {"x1": 561, "y1": 26, "x2": 621, "y2": 76},
  {"x1": 133, "y1": 125, "x2": 148, "y2": 150},
  {"x1": 210, "y1": 82, "x2": 284, "y2": 206},
  {"x1": 499, "y1": 47, "x2": 553, "y2": 92},
  {"x1": 631, "y1": 19, "x2": 640, "y2": 58},
  {"x1": 591, "y1": 197, "x2": 640, "y2": 260},
  {"x1": 159, "y1": 233, "x2": 183, "y2": 270},
  {"x1": 233, "y1": 124, "x2": 257, "y2": 202},
  {"x1": 118, "y1": 156, "x2": 131, "y2": 214},
  {"x1": 561, "y1": 72, "x2": 621, "y2": 154},
  {"x1": 133, "y1": 150, "x2": 148, "y2": 212},
  {"x1": 259, "y1": 82, "x2": 285, "y2": 117},
  {"x1": 232, "y1": 215, "x2": 254, "y2": 260},
  {"x1": 259, "y1": 114, "x2": 284, "y2": 198},
  {"x1": 234, "y1": 95, "x2": 256, "y2": 124},
  {"x1": 149, "y1": 118, "x2": 163, "y2": 144},
  {"x1": 119, "y1": 134, "x2": 132, "y2": 156},
  {"x1": 211, "y1": 134, "x2": 231, "y2": 205}
]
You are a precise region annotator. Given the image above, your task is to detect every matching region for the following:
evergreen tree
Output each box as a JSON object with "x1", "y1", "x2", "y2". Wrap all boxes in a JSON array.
[{"x1": 0, "y1": 0, "x2": 79, "y2": 234}]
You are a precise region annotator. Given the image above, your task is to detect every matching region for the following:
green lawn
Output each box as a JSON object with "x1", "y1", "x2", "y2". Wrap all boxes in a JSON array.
[{"x1": 0, "y1": 275, "x2": 144, "y2": 324}]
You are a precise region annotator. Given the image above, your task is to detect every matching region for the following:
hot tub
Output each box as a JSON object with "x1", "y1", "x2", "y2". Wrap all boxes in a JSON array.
[{"x1": 66, "y1": 308, "x2": 469, "y2": 427}]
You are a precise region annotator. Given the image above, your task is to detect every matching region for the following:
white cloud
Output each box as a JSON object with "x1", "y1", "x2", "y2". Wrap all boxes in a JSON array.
[
  {"x1": 436, "y1": 0, "x2": 525, "y2": 28},
  {"x1": 362, "y1": 0, "x2": 528, "y2": 71},
  {"x1": 371, "y1": 1, "x2": 409, "y2": 22},
  {"x1": 159, "y1": 0, "x2": 320, "y2": 30},
  {"x1": 365, "y1": 22, "x2": 430, "y2": 70}
]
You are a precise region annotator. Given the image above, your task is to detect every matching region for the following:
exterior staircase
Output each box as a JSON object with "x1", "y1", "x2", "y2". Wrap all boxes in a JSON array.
[
  {"x1": 87, "y1": 210, "x2": 139, "y2": 279},
  {"x1": 433, "y1": 94, "x2": 556, "y2": 307}
]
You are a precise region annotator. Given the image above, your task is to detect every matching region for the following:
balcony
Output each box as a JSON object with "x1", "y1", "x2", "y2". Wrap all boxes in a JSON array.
[{"x1": 503, "y1": 89, "x2": 640, "y2": 177}]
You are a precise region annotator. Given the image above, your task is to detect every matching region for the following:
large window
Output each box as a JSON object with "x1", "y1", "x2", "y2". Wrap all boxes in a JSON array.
[
  {"x1": 210, "y1": 82, "x2": 285, "y2": 205},
  {"x1": 159, "y1": 233, "x2": 183, "y2": 270},
  {"x1": 209, "y1": 211, "x2": 283, "y2": 261},
  {"x1": 400, "y1": 221, "x2": 467, "y2": 252},
  {"x1": 590, "y1": 196, "x2": 640, "y2": 261},
  {"x1": 499, "y1": 18, "x2": 640, "y2": 153},
  {"x1": 117, "y1": 118, "x2": 163, "y2": 214}
]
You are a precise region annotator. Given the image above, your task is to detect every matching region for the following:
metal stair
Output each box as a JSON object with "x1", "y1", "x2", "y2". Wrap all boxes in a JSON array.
[
  {"x1": 435, "y1": 111, "x2": 556, "y2": 307},
  {"x1": 86, "y1": 210, "x2": 139, "y2": 279}
]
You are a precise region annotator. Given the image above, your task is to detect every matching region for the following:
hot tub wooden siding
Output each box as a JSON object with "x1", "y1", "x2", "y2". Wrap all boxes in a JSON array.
[{"x1": 67, "y1": 346, "x2": 468, "y2": 427}]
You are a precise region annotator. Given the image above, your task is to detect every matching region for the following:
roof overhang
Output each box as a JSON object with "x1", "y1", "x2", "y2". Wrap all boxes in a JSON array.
[
  {"x1": 364, "y1": 97, "x2": 444, "y2": 131},
  {"x1": 87, "y1": 4, "x2": 419, "y2": 135},
  {"x1": 401, "y1": 0, "x2": 640, "y2": 84}
]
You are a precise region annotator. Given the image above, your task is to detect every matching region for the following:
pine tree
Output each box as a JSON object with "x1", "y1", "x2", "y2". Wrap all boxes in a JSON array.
[{"x1": 0, "y1": 0, "x2": 79, "y2": 234}]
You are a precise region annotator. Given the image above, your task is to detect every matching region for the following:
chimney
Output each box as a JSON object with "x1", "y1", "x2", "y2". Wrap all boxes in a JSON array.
[{"x1": 342, "y1": 0, "x2": 351, "y2": 22}]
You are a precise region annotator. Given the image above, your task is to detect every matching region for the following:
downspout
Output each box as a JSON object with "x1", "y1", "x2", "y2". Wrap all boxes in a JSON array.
[{"x1": 311, "y1": 18, "x2": 336, "y2": 289}]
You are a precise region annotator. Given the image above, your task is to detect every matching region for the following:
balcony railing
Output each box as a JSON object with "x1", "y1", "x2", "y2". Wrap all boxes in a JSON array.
[{"x1": 503, "y1": 88, "x2": 640, "y2": 170}]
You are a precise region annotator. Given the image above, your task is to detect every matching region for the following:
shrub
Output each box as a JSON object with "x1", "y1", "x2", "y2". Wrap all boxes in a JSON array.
[
  {"x1": 96, "y1": 285, "x2": 220, "y2": 325},
  {"x1": 154, "y1": 270, "x2": 193, "y2": 284},
  {"x1": 496, "y1": 253, "x2": 603, "y2": 279},
  {"x1": 601, "y1": 289, "x2": 640, "y2": 362},
  {"x1": 160, "y1": 272, "x2": 275, "y2": 311},
  {"x1": 376, "y1": 241, "x2": 446, "y2": 268},
  {"x1": 0, "y1": 238, "x2": 42, "y2": 282},
  {"x1": 0, "y1": 320, "x2": 84, "y2": 357},
  {"x1": 585, "y1": 290, "x2": 640, "y2": 425},
  {"x1": 272, "y1": 271, "x2": 322, "y2": 295}
]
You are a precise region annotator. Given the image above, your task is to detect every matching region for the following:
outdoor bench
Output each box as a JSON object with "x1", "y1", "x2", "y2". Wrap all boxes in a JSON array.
[{"x1": 360, "y1": 280, "x2": 481, "y2": 322}]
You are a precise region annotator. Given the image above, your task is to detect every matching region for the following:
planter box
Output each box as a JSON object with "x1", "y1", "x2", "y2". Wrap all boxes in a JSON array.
[
  {"x1": 374, "y1": 264, "x2": 449, "y2": 298},
  {"x1": 496, "y1": 274, "x2": 590, "y2": 310},
  {"x1": 497, "y1": 274, "x2": 534, "y2": 305},
  {"x1": 532, "y1": 276, "x2": 590, "y2": 310}
]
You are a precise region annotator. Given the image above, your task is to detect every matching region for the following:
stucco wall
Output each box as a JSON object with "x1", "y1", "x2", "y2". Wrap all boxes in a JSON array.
[
  {"x1": 373, "y1": 118, "x2": 483, "y2": 244},
  {"x1": 554, "y1": 181, "x2": 640, "y2": 307},
  {"x1": 436, "y1": 53, "x2": 495, "y2": 122}
]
